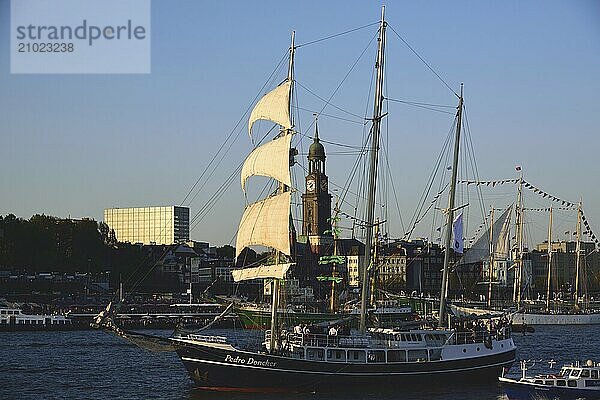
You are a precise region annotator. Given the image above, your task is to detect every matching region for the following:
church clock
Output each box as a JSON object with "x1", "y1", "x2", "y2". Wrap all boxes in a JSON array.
[{"x1": 301, "y1": 120, "x2": 332, "y2": 237}]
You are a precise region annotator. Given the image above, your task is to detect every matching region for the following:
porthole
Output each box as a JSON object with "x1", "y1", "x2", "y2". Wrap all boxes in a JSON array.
[
  {"x1": 463, "y1": 349, "x2": 466, "y2": 353},
  {"x1": 476, "y1": 347, "x2": 480, "y2": 351}
]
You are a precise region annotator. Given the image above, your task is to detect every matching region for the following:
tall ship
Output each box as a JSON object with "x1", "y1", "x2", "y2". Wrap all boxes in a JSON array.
[
  {"x1": 169, "y1": 8, "x2": 516, "y2": 391},
  {"x1": 451, "y1": 173, "x2": 600, "y2": 326},
  {"x1": 512, "y1": 203, "x2": 600, "y2": 325}
]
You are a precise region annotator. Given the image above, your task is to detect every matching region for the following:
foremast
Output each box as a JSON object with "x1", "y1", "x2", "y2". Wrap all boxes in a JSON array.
[
  {"x1": 270, "y1": 31, "x2": 296, "y2": 352},
  {"x1": 359, "y1": 6, "x2": 387, "y2": 334},
  {"x1": 438, "y1": 86, "x2": 464, "y2": 329},
  {"x1": 233, "y1": 31, "x2": 296, "y2": 353}
]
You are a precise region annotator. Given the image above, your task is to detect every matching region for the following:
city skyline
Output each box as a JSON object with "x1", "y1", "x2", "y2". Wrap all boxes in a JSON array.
[{"x1": 1, "y1": 1, "x2": 599, "y2": 248}]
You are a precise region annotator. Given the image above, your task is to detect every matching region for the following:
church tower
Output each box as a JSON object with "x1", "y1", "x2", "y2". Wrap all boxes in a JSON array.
[{"x1": 302, "y1": 117, "x2": 332, "y2": 244}]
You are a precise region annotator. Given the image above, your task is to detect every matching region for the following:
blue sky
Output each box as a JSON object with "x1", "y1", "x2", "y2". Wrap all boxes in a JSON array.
[{"x1": 1, "y1": 1, "x2": 599, "y2": 248}]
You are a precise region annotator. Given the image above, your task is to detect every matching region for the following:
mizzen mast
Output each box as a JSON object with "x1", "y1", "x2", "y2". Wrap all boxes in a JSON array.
[{"x1": 438, "y1": 85, "x2": 464, "y2": 329}]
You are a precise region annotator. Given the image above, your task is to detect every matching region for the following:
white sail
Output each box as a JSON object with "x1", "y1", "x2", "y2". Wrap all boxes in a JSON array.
[
  {"x1": 236, "y1": 192, "x2": 291, "y2": 258},
  {"x1": 241, "y1": 134, "x2": 292, "y2": 191},
  {"x1": 494, "y1": 207, "x2": 512, "y2": 259},
  {"x1": 232, "y1": 263, "x2": 293, "y2": 282},
  {"x1": 248, "y1": 80, "x2": 292, "y2": 136},
  {"x1": 460, "y1": 205, "x2": 513, "y2": 265}
]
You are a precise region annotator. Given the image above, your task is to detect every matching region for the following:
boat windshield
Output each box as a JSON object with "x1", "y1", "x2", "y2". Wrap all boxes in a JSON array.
[{"x1": 581, "y1": 369, "x2": 590, "y2": 378}]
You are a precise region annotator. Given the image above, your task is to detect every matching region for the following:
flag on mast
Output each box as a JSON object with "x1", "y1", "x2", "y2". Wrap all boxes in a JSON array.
[{"x1": 452, "y1": 212, "x2": 464, "y2": 254}]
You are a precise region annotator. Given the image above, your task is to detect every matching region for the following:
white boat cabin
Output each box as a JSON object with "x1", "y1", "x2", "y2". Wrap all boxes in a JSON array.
[
  {"x1": 268, "y1": 325, "x2": 514, "y2": 364},
  {"x1": 523, "y1": 361, "x2": 600, "y2": 389},
  {"x1": 0, "y1": 308, "x2": 72, "y2": 326}
]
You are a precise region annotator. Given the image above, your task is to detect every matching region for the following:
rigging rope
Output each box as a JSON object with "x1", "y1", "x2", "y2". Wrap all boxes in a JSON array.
[
  {"x1": 300, "y1": 29, "x2": 378, "y2": 139},
  {"x1": 295, "y1": 21, "x2": 380, "y2": 48},
  {"x1": 462, "y1": 108, "x2": 488, "y2": 240},
  {"x1": 385, "y1": 97, "x2": 455, "y2": 115},
  {"x1": 388, "y1": 24, "x2": 459, "y2": 98},
  {"x1": 404, "y1": 115, "x2": 455, "y2": 240},
  {"x1": 291, "y1": 105, "x2": 365, "y2": 125}
]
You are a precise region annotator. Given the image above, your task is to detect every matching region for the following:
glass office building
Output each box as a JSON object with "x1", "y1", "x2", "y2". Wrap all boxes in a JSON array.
[{"x1": 104, "y1": 206, "x2": 190, "y2": 245}]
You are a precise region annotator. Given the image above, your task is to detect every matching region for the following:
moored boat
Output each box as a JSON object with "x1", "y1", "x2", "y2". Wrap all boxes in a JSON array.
[
  {"x1": 500, "y1": 359, "x2": 600, "y2": 400},
  {"x1": 512, "y1": 310, "x2": 600, "y2": 326},
  {"x1": 0, "y1": 307, "x2": 74, "y2": 331}
]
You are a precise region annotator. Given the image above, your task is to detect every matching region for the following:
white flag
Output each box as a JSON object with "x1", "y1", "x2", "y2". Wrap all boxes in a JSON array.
[{"x1": 452, "y1": 212, "x2": 464, "y2": 254}]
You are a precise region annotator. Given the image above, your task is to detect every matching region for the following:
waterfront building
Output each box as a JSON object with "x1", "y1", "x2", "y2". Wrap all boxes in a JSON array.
[
  {"x1": 139, "y1": 243, "x2": 199, "y2": 292},
  {"x1": 338, "y1": 238, "x2": 365, "y2": 288},
  {"x1": 378, "y1": 248, "x2": 408, "y2": 291},
  {"x1": 104, "y1": 206, "x2": 189, "y2": 245}
]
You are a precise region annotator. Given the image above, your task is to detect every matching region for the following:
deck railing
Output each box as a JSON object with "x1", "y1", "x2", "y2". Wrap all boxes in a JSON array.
[{"x1": 275, "y1": 327, "x2": 510, "y2": 349}]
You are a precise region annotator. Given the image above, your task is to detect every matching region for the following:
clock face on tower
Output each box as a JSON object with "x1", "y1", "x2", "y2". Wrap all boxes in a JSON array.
[
  {"x1": 307, "y1": 179, "x2": 316, "y2": 192},
  {"x1": 320, "y1": 180, "x2": 328, "y2": 192}
]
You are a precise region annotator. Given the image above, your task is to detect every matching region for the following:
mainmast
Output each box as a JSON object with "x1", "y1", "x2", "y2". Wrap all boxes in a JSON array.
[
  {"x1": 437, "y1": 86, "x2": 464, "y2": 329},
  {"x1": 545, "y1": 206, "x2": 553, "y2": 312},
  {"x1": 359, "y1": 6, "x2": 386, "y2": 334}
]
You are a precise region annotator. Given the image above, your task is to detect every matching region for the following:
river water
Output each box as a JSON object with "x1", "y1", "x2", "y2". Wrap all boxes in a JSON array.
[{"x1": 1, "y1": 326, "x2": 598, "y2": 399}]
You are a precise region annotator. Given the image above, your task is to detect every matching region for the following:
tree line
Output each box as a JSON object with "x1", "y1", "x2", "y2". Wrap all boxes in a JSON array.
[{"x1": 0, "y1": 214, "x2": 153, "y2": 280}]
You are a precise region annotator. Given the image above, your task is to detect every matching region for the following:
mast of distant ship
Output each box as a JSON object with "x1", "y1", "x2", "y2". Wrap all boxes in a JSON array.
[
  {"x1": 545, "y1": 206, "x2": 553, "y2": 312},
  {"x1": 359, "y1": 6, "x2": 386, "y2": 334},
  {"x1": 437, "y1": 85, "x2": 464, "y2": 329},
  {"x1": 574, "y1": 202, "x2": 582, "y2": 306},
  {"x1": 487, "y1": 206, "x2": 495, "y2": 308},
  {"x1": 513, "y1": 168, "x2": 525, "y2": 305}
]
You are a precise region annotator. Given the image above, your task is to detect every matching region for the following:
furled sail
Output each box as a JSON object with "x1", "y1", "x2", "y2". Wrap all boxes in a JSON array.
[
  {"x1": 248, "y1": 80, "x2": 292, "y2": 136},
  {"x1": 459, "y1": 205, "x2": 513, "y2": 265},
  {"x1": 232, "y1": 263, "x2": 293, "y2": 282},
  {"x1": 241, "y1": 134, "x2": 292, "y2": 191},
  {"x1": 236, "y1": 192, "x2": 292, "y2": 257}
]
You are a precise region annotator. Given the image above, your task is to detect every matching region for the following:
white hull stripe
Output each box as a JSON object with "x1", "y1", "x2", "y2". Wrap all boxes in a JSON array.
[{"x1": 180, "y1": 356, "x2": 514, "y2": 376}]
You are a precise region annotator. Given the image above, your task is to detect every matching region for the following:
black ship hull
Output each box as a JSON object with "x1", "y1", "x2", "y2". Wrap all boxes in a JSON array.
[{"x1": 174, "y1": 340, "x2": 516, "y2": 392}]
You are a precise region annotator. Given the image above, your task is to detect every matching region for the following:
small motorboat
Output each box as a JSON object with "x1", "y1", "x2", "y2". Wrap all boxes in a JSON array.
[{"x1": 500, "y1": 359, "x2": 600, "y2": 399}]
